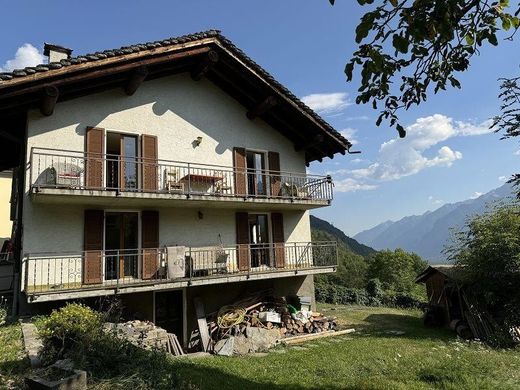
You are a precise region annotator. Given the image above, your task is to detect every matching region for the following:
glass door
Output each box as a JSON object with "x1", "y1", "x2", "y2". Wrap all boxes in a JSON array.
[
  {"x1": 104, "y1": 212, "x2": 139, "y2": 280},
  {"x1": 106, "y1": 132, "x2": 138, "y2": 191},
  {"x1": 246, "y1": 151, "x2": 267, "y2": 196},
  {"x1": 248, "y1": 214, "x2": 270, "y2": 267}
]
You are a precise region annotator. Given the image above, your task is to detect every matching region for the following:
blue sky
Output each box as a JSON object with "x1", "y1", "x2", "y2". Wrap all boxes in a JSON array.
[{"x1": 1, "y1": 1, "x2": 518, "y2": 236}]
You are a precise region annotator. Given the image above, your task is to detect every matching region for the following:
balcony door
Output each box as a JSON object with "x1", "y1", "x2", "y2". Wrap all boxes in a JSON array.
[
  {"x1": 104, "y1": 212, "x2": 139, "y2": 280},
  {"x1": 246, "y1": 151, "x2": 267, "y2": 196},
  {"x1": 106, "y1": 132, "x2": 138, "y2": 191},
  {"x1": 248, "y1": 214, "x2": 270, "y2": 267}
]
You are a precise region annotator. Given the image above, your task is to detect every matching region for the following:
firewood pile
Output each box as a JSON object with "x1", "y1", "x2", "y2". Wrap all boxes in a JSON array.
[{"x1": 203, "y1": 289, "x2": 338, "y2": 346}]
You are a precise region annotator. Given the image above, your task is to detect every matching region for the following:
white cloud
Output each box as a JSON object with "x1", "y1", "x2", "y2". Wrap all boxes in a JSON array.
[
  {"x1": 0, "y1": 43, "x2": 45, "y2": 72},
  {"x1": 514, "y1": 149, "x2": 520, "y2": 156},
  {"x1": 334, "y1": 178, "x2": 378, "y2": 193},
  {"x1": 322, "y1": 114, "x2": 492, "y2": 193},
  {"x1": 344, "y1": 115, "x2": 370, "y2": 121},
  {"x1": 339, "y1": 127, "x2": 358, "y2": 145},
  {"x1": 301, "y1": 92, "x2": 351, "y2": 114},
  {"x1": 428, "y1": 195, "x2": 444, "y2": 205},
  {"x1": 470, "y1": 192, "x2": 483, "y2": 199},
  {"x1": 498, "y1": 175, "x2": 508, "y2": 182}
]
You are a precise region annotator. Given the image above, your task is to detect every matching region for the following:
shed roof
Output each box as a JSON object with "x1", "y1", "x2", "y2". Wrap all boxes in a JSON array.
[
  {"x1": 415, "y1": 265, "x2": 462, "y2": 284},
  {"x1": 0, "y1": 30, "x2": 350, "y2": 166}
]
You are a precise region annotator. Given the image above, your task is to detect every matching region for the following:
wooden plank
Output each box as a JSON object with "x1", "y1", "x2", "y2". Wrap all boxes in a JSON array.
[{"x1": 193, "y1": 297, "x2": 211, "y2": 352}]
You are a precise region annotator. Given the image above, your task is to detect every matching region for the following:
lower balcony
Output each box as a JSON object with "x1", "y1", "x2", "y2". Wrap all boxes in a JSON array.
[{"x1": 22, "y1": 241, "x2": 337, "y2": 302}]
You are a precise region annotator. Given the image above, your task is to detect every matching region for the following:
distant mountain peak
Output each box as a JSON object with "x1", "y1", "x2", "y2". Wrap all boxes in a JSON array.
[{"x1": 353, "y1": 182, "x2": 516, "y2": 263}]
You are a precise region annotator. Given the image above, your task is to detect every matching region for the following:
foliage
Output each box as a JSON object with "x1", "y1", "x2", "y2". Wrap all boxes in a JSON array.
[
  {"x1": 35, "y1": 303, "x2": 179, "y2": 389},
  {"x1": 367, "y1": 248, "x2": 427, "y2": 300},
  {"x1": 36, "y1": 303, "x2": 103, "y2": 364},
  {"x1": 333, "y1": 0, "x2": 520, "y2": 135},
  {"x1": 493, "y1": 75, "x2": 520, "y2": 192},
  {"x1": 313, "y1": 229, "x2": 368, "y2": 289},
  {"x1": 446, "y1": 202, "x2": 520, "y2": 334}
]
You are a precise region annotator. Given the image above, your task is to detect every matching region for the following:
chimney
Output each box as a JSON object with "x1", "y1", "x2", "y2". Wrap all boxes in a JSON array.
[{"x1": 43, "y1": 43, "x2": 73, "y2": 63}]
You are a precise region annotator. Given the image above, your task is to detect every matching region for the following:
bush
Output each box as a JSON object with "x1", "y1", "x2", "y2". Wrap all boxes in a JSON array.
[
  {"x1": 36, "y1": 303, "x2": 103, "y2": 365},
  {"x1": 35, "y1": 303, "x2": 179, "y2": 389}
]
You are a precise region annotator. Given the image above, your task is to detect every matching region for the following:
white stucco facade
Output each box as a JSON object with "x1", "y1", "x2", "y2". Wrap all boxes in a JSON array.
[{"x1": 21, "y1": 73, "x2": 320, "y2": 292}]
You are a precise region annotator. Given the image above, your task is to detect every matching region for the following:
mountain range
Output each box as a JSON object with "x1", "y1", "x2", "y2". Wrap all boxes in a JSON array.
[
  {"x1": 310, "y1": 215, "x2": 376, "y2": 257},
  {"x1": 353, "y1": 183, "x2": 516, "y2": 263}
]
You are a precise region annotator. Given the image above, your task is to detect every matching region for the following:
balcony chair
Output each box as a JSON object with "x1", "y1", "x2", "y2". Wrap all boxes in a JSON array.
[
  {"x1": 185, "y1": 246, "x2": 229, "y2": 276},
  {"x1": 164, "y1": 168, "x2": 184, "y2": 193},
  {"x1": 213, "y1": 170, "x2": 232, "y2": 194}
]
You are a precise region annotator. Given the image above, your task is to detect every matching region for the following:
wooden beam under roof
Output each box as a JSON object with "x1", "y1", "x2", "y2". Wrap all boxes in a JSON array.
[
  {"x1": 246, "y1": 95, "x2": 278, "y2": 120},
  {"x1": 40, "y1": 85, "x2": 59, "y2": 116},
  {"x1": 124, "y1": 66, "x2": 148, "y2": 95},
  {"x1": 191, "y1": 50, "x2": 219, "y2": 81}
]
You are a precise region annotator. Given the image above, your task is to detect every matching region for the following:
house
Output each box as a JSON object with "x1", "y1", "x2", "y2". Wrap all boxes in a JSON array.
[{"x1": 0, "y1": 30, "x2": 350, "y2": 345}]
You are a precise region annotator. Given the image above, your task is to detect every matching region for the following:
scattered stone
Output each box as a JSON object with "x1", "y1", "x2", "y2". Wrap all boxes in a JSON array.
[
  {"x1": 214, "y1": 337, "x2": 235, "y2": 357},
  {"x1": 290, "y1": 346, "x2": 308, "y2": 351},
  {"x1": 105, "y1": 320, "x2": 170, "y2": 351},
  {"x1": 385, "y1": 330, "x2": 406, "y2": 336},
  {"x1": 20, "y1": 321, "x2": 43, "y2": 368}
]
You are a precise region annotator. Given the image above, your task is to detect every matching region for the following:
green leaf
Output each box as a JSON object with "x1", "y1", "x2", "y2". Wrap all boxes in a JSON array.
[
  {"x1": 502, "y1": 17, "x2": 511, "y2": 31},
  {"x1": 392, "y1": 34, "x2": 409, "y2": 54},
  {"x1": 396, "y1": 124, "x2": 406, "y2": 138},
  {"x1": 345, "y1": 62, "x2": 354, "y2": 81},
  {"x1": 355, "y1": 21, "x2": 372, "y2": 43},
  {"x1": 328, "y1": 0, "x2": 335, "y2": 5},
  {"x1": 389, "y1": 0, "x2": 398, "y2": 6},
  {"x1": 465, "y1": 34, "x2": 474, "y2": 46}
]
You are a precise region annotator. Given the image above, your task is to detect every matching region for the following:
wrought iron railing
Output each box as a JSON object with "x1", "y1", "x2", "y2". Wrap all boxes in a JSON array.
[
  {"x1": 29, "y1": 147, "x2": 334, "y2": 202},
  {"x1": 22, "y1": 241, "x2": 337, "y2": 295}
]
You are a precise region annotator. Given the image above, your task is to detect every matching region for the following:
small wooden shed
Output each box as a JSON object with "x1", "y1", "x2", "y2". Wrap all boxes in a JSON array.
[{"x1": 415, "y1": 265, "x2": 463, "y2": 327}]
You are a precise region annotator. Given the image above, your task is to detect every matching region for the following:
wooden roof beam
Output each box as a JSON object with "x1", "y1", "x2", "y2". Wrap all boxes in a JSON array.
[
  {"x1": 191, "y1": 50, "x2": 219, "y2": 81},
  {"x1": 40, "y1": 85, "x2": 59, "y2": 116},
  {"x1": 294, "y1": 134, "x2": 324, "y2": 152},
  {"x1": 124, "y1": 66, "x2": 148, "y2": 96},
  {"x1": 246, "y1": 96, "x2": 278, "y2": 120}
]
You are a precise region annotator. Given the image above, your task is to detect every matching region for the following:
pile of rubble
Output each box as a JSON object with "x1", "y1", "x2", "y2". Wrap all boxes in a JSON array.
[
  {"x1": 105, "y1": 320, "x2": 170, "y2": 351},
  {"x1": 201, "y1": 290, "x2": 339, "y2": 355}
]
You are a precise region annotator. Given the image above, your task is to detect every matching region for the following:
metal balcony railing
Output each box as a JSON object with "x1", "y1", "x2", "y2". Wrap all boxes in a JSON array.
[
  {"x1": 29, "y1": 147, "x2": 334, "y2": 202},
  {"x1": 22, "y1": 241, "x2": 337, "y2": 295}
]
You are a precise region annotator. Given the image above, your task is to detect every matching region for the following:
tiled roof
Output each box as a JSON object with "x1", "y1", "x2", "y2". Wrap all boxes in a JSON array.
[{"x1": 0, "y1": 30, "x2": 349, "y2": 148}]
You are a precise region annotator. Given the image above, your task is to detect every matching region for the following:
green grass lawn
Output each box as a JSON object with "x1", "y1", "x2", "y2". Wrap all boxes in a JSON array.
[
  {"x1": 0, "y1": 323, "x2": 30, "y2": 390},
  {"x1": 1, "y1": 305, "x2": 519, "y2": 389},
  {"x1": 171, "y1": 305, "x2": 520, "y2": 390}
]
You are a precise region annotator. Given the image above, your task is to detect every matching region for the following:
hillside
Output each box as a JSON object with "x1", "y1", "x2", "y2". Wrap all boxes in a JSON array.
[
  {"x1": 354, "y1": 183, "x2": 516, "y2": 262},
  {"x1": 310, "y1": 215, "x2": 376, "y2": 257}
]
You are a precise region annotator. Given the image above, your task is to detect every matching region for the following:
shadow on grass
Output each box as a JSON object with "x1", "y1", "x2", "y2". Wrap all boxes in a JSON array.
[
  {"x1": 0, "y1": 358, "x2": 31, "y2": 388},
  {"x1": 355, "y1": 313, "x2": 454, "y2": 341},
  {"x1": 169, "y1": 360, "x2": 367, "y2": 390}
]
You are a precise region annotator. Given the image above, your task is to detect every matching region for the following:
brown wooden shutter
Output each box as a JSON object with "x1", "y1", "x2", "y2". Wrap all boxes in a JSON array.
[
  {"x1": 236, "y1": 212, "x2": 250, "y2": 271},
  {"x1": 83, "y1": 210, "x2": 104, "y2": 284},
  {"x1": 268, "y1": 151, "x2": 281, "y2": 197},
  {"x1": 141, "y1": 135, "x2": 158, "y2": 192},
  {"x1": 142, "y1": 210, "x2": 159, "y2": 279},
  {"x1": 233, "y1": 147, "x2": 247, "y2": 196},
  {"x1": 271, "y1": 212, "x2": 285, "y2": 268},
  {"x1": 85, "y1": 127, "x2": 104, "y2": 189}
]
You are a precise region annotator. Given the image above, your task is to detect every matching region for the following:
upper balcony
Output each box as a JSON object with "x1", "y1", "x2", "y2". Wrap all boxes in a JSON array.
[{"x1": 28, "y1": 148, "x2": 334, "y2": 210}]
